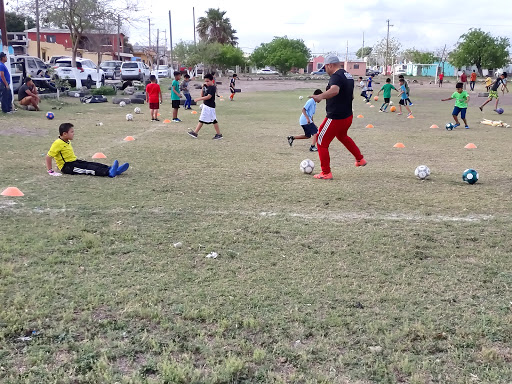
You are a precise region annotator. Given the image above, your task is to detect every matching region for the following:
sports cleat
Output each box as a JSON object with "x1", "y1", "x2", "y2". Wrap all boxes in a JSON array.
[
  {"x1": 309, "y1": 145, "x2": 318, "y2": 152},
  {"x1": 355, "y1": 158, "x2": 367, "y2": 167},
  {"x1": 453, "y1": 123, "x2": 460, "y2": 128},
  {"x1": 116, "y1": 162, "x2": 129, "y2": 175},
  {"x1": 313, "y1": 172, "x2": 333, "y2": 180},
  {"x1": 172, "y1": 118, "x2": 182, "y2": 122},
  {"x1": 397, "y1": 112, "x2": 402, "y2": 115},
  {"x1": 213, "y1": 134, "x2": 223, "y2": 140},
  {"x1": 465, "y1": 126, "x2": 469, "y2": 129},
  {"x1": 407, "y1": 112, "x2": 412, "y2": 117},
  {"x1": 108, "y1": 160, "x2": 119, "y2": 178},
  {"x1": 187, "y1": 130, "x2": 198, "y2": 138},
  {"x1": 378, "y1": 109, "x2": 383, "y2": 112},
  {"x1": 287, "y1": 136, "x2": 294, "y2": 146},
  {"x1": 479, "y1": 106, "x2": 483, "y2": 111}
]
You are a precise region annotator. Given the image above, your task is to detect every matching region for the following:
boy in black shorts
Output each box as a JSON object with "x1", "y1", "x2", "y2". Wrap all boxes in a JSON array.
[
  {"x1": 171, "y1": 71, "x2": 183, "y2": 122},
  {"x1": 287, "y1": 89, "x2": 323, "y2": 152}
]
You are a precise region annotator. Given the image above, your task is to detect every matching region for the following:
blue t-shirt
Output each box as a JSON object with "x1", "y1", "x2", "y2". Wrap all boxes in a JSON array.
[
  {"x1": 299, "y1": 98, "x2": 317, "y2": 125},
  {"x1": 400, "y1": 85, "x2": 408, "y2": 99},
  {"x1": 0, "y1": 62, "x2": 11, "y2": 85},
  {"x1": 367, "y1": 77, "x2": 373, "y2": 89}
]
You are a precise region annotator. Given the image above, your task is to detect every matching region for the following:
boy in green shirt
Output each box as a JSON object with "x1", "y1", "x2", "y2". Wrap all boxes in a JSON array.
[
  {"x1": 377, "y1": 78, "x2": 399, "y2": 112},
  {"x1": 171, "y1": 71, "x2": 183, "y2": 122},
  {"x1": 441, "y1": 82, "x2": 470, "y2": 129}
]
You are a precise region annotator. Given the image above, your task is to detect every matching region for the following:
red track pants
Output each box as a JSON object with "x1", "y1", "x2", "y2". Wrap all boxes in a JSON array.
[{"x1": 317, "y1": 115, "x2": 363, "y2": 174}]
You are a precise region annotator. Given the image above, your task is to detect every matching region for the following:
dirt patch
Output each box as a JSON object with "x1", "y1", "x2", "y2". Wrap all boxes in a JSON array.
[{"x1": 0, "y1": 126, "x2": 49, "y2": 137}]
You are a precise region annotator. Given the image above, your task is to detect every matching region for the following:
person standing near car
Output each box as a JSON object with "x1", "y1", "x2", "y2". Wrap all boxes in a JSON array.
[
  {"x1": 0, "y1": 52, "x2": 14, "y2": 114},
  {"x1": 310, "y1": 54, "x2": 367, "y2": 180}
]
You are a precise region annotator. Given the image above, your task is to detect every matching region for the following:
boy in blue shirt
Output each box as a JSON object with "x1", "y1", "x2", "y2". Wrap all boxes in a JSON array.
[
  {"x1": 397, "y1": 79, "x2": 412, "y2": 116},
  {"x1": 287, "y1": 89, "x2": 323, "y2": 152}
]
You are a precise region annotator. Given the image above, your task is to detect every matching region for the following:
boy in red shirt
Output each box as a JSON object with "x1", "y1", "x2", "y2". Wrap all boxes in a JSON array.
[
  {"x1": 438, "y1": 72, "x2": 444, "y2": 87},
  {"x1": 146, "y1": 75, "x2": 162, "y2": 121}
]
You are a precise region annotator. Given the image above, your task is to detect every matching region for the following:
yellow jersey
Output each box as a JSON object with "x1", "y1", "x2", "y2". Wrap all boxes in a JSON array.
[
  {"x1": 485, "y1": 77, "x2": 492, "y2": 86},
  {"x1": 47, "y1": 138, "x2": 77, "y2": 170}
]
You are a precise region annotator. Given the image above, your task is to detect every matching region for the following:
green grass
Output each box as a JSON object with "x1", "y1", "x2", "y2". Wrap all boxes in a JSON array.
[{"x1": 1, "y1": 80, "x2": 512, "y2": 384}]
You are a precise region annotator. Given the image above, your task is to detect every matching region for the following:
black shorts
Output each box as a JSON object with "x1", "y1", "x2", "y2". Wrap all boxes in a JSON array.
[
  {"x1": 384, "y1": 98, "x2": 390, "y2": 103},
  {"x1": 399, "y1": 98, "x2": 410, "y2": 105},
  {"x1": 171, "y1": 100, "x2": 180, "y2": 109},
  {"x1": 301, "y1": 123, "x2": 318, "y2": 138}
]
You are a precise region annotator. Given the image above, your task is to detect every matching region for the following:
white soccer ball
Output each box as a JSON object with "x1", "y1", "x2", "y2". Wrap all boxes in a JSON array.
[
  {"x1": 126, "y1": 113, "x2": 133, "y2": 121},
  {"x1": 134, "y1": 107, "x2": 141, "y2": 114},
  {"x1": 74, "y1": 93, "x2": 80, "y2": 98},
  {"x1": 299, "y1": 96, "x2": 304, "y2": 100},
  {"x1": 414, "y1": 165, "x2": 431, "y2": 180},
  {"x1": 95, "y1": 122, "x2": 103, "y2": 126},
  {"x1": 389, "y1": 101, "x2": 394, "y2": 105},
  {"x1": 300, "y1": 159, "x2": 315, "y2": 174},
  {"x1": 119, "y1": 101, "x2": 126, "y2": 107}
]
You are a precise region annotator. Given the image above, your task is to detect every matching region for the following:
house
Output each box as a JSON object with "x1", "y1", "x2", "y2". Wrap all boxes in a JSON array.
[
  {"x1": 7, "y1": 32, "x2": 29, "y2": 55},
  {"x1": 311, "y1": 55, "x2": 366, "y2": 76},
  {"x1": 23, "y1": 28, "x2": 131, "y2": 63}
]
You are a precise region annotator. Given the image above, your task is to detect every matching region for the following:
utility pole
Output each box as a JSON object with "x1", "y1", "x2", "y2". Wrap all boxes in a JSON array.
[
  {"x1": 162, "y1": 30, "x2": 167, "y2": 65},
  {"x1": 35, "y1": 0, "x2": 40, "y2": 58},
  {"x1": 148, "y1": 18, "x2": 151, "y2": 66},
  {"x1": 117, "y1": 14, "x2": 120, "y2": 60},
  {"x1": 168, "y1": 11, "x2": 173, "y2": 71},
  {"x1": 0, "y1": 0, "x2": 7, "y2": 48},
  {"x1": 385, "y1": 19, "x2": 393, "y2": 75},
  {"x1": 362, "y1": 31, "x2": 364, "y2": 57},
  {"x1": 345, "y1": 41, "x2": 348, "y2": 63},
  {"x1": 156, "y1": 28, "x2": 159, "y2": 67},
  {"x1": 193, "y1": 7, "x2": 196, "y2": 45}
]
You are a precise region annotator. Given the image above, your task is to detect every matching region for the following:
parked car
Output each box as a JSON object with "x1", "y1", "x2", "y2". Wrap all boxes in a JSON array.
[
  {"x1": 48, "y1": 55, "x2": 69, "y2": 66},
  {"x1": 100, "y1": 60, "x2": 122, "y2": 80},
  {"x1": 54, "y1": 57, "x2": 105, "y2": 88},
  {"x1": 8, "y1": 57, "x2": 22, "y2": 93},
  {"x1": 256, "y1": 68, "x2": 278, "y2": 75},
  {"x1": 366, "y1": 69, "x2": 380, "y2": 76},
  {"x1": 12, "y1": 55, "x2": 48, "y2": 78},
  {"x1": 121, "y1": 61, "x2": 151, "y2": 82},
  {"x1": 155, "y1": 65, "x2": 170, "y2": 78},
  {"x1": 312, "y1": 69, "x2": 328, "y2": 75}
]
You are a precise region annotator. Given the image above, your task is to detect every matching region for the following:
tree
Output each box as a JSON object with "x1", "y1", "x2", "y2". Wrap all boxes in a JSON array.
[
  {"x1": 402, "y1": 49, "x2": 436, "y2": 64},
  {"x1": 356, "y1": 47, "x2": 372, "y2": 59},
  {"x1": 449, "y1": 28, "x2": 510, "y2": 75},
  {"x1": 6, "y1": 12, "x2": 35, "y2": 32},
  {"x1": 217, "y1": 44, "x2": 245, "y2": 69},
  {"x1": 373, "y1": 37, "x2": 401, "y2": 70},
  {"x1": 196, "y1": 8, "x2": 238, "y2": 46},
  {"x1": 250, "y1": 36, "x2": 311, "y2": 75}
]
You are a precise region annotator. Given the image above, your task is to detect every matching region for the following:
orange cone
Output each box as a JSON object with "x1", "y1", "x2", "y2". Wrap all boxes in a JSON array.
[
  {"x1": 1, "y1": 187, "x2": 24, "y2": 196},
  {"x1": 157, "y1": 113, "x2": 161, "y2": 116},
  {"x1": 357, "y1": 115, "x2": 364, "y2": 118},
  {"x1": 191, "y1": 111, "x2": 198, "y2": 114},
  {"x1": 92, "y1": 152, "x2": 107, "y2": 159},
  {"x1": 123, "y1": 136, "x2": 135, "y2": 141},
  {"x1": 163, "y1": 119, "x2": 171, "y2": 123},
  {"x1": 366, "y1": 124, "x2": 374, "y2": 128},
  {"x1": 393, "y1": 142, "x2": 405, "y2": 148},
  {"x1": 430, "y1": 124, "x2": 439, "y2": 128},
  {"x1": 465, "y1": 143, "x2": 477, "y2": 149},
  {"x1": 407, "y1": 115, "x2": 415, "y2": 119},
  {"x1": 369, "y1": 105, "x2": 375, "y2": 108}
]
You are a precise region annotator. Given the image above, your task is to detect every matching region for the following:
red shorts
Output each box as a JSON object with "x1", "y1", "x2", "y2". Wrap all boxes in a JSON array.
[{"x1": 149, "y1": 102, "x2": 159, "y2": 110}]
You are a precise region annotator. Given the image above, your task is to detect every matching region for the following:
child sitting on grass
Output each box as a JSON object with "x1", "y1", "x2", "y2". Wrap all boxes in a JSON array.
[{"x1": 46, "y1": 123, "x2": 129, "y2": 177}]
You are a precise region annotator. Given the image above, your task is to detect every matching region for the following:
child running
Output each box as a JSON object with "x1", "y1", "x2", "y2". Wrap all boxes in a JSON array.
[
  {"x1": 358, "y1": 76, "x2": 367, "y2": 101},
  {"x1": 479, "y1": 72, "x2": 508, "y2": 112},
  {"x1": 146, "y1": 75, "x2": 162, "y2": 121},
  {"x1": 377, "y1": 78, "x2": 398, "y2": 112},
  {"x1": 287, "y1": 89, "x2": 323, "y2": 152},
  {"x1": 441, "y1": 82, "x2": 470, "y2": 129},
  {"x1": 46, "y1": 123, "x2": 129, "y2": 177},
  {"x1": 397, "y1": 79, "x2": 412, "y2": 116},
  {"x1": 229, "y1": 74, "x2": 238, "y2": 101},
  {"x1": 187, "y1": 74, "x2": 223, "y2": 140},
  {"x1": 365, "y1": 75, "x2": 373, "y2": 102}
]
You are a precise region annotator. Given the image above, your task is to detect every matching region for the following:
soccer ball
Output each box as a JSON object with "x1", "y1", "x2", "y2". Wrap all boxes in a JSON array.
[
  {"x1": 414, "y1": 165, "x2": 431, "y2": 180},
  {"x1": 126, "y1": 113, "x2": 133, "y2": 121},
  {"x1": 134, "y1": 107, "x2": 141, "y2": 114},
  {"x1": 74, "y1": 93, "x2": 80, "y2": 98},
  {"x1": 119, "y1": 101, "x2": 126, "y2": 107},
  {"x1": 445, "y1": 123, "x2": 454, "y2": 130},
  {"x1": 299, "y1": 96, "x2": 304, "y2": 100},
  {"x1": 46, "y1": 112, "x2": 54, "y2": 120},
  {"x1": 462, "y1": 168, "x2": 479, "y2": 184},
  {"x1": 374, "y1": 96, "x2": 379, "y2": 101},
  {"x1": 389, "y1": 101, "x2": 394, "y2": 105},
  {"x1": 496, "y1": 108, "x2": 504, "y2": 114},
  {"x1": 300, "y1": 159, "x2": 315, "y2": 174}
]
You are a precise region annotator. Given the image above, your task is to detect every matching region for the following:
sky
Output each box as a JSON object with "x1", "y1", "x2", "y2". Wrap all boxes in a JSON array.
[{"x1": 128, "y1": 0, "x2": 512, "y2": 58}]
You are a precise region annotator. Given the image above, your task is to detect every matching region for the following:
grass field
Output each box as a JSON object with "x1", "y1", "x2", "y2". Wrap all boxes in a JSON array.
[{"x1": 1, "y1": 78, "x2": 512, "y2": 384}]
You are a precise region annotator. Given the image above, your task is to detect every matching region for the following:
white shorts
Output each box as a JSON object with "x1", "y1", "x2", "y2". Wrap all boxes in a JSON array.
[{"x1": 199, "y1": 104, "x2": 217, "y2": 124}]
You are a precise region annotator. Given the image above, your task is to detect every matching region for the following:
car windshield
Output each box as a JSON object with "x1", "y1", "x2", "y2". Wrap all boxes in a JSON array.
[
  {"x1": 102, "y1": 62, "x2": 117, "y2": 67},
  {"x1": 56, "y1": 61, "x2": 82, "y2": 68},
  {"x1": 123, "y1": 63, "x2": 138, "y2": 68},
  {"x1": 158, "y1": 66, "x2": 167, "y2": 70}
]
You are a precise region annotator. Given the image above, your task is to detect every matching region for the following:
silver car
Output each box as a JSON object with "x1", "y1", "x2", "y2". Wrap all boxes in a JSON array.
[{"x1": 100, "y1": 60, "x2": 122, "y2": 80}]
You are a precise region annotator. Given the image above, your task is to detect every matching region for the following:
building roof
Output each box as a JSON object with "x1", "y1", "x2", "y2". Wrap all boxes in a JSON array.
[{"x1": 25, "y1": 28, "x2": 70, "y2": 34}]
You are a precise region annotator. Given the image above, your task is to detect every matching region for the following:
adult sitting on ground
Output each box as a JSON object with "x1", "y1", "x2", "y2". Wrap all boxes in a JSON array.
[{"x1": 18, "y1": 78, "x2": 40, "y2": 111}]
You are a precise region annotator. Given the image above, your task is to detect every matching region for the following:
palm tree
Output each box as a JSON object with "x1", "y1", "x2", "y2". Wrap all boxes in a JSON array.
[{"x1": 196, "y1": 8, "x2": 238, "y2": 46}]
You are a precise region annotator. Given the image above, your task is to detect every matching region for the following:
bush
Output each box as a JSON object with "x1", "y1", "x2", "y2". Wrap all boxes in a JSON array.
[{"x1": 90, "y1": 86, "x2": 117, "y2": 96}]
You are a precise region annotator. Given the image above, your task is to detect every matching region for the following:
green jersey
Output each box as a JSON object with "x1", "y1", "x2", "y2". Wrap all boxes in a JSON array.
[
  {"x1": 171, "y1": 79, "x2": 181, "y2": 100},
  {"x1": 452, "y1": 91, "x2": 468, "y2": 108},
  {"x1": 381, "y1": 83, "x2": 397, "y2": 98}
]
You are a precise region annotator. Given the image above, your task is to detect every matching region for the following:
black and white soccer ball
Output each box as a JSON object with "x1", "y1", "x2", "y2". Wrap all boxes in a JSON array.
[
  {"x1": 414, "y1": 165, "x2": 431, "y2": 180},
  {"x1": 134, "y1": 107, "x2": 141, "y2": 114},
  {"x1": 119, "y1": 101, "x2": 126, "y2": 107},
  {"x1": 462, "y1": 168, "x2": 479, "y2": 184},
  {"x1": 445, "y1": 123, "x2": 454, "y2": 130},
  {"x1": 300, "y1": 159, "x2": 315, "y2": 174},
  {"x1": 126, "y1": 113, "x2": 133, "y2": 121}
]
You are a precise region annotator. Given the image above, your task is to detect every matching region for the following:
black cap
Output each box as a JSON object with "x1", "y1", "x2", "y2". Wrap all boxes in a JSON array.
[{"x1": 0, "y1": 52, "x2": 7, "y2": 59}]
